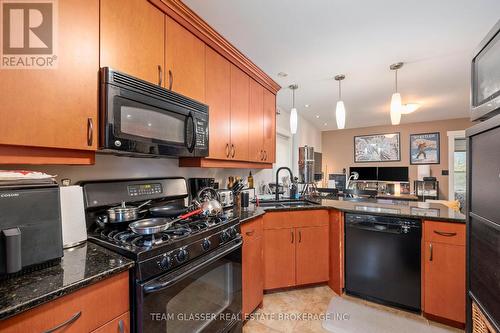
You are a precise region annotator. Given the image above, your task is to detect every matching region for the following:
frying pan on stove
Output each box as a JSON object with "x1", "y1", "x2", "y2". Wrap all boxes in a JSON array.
[{"x1": 149, "y1": 203, "x2": 191, "y2": 217}]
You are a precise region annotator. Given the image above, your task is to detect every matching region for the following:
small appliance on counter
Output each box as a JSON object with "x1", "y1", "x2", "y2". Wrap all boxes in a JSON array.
[
  {"x1": 216, "y1": 189, "x2": 234, "y2": 208},
  {"x1": 60, "y1": 185, "x2": 87, "y2": 248},
  {"x1": 0, "y1": 181, "x2": 63, "y2": 278}
]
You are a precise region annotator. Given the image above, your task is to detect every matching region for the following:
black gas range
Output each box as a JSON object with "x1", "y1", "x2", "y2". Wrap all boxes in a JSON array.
[{"x1": 82, "y1": 178, "x2": 243, "y2": 333}]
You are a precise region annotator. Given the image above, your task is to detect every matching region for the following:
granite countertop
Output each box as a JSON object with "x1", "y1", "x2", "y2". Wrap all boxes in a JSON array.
[
  {"x1": 236, "y1": 197, "x2": 466, "y2": 223},
  {"x1": 0, "y1": 242, "x2": 134, "y2": 320}
]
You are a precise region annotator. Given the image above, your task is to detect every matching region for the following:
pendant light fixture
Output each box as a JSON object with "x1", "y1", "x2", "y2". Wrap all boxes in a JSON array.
[
  {"x1": 334, "y1": 74, "x2": 346, "y2": 129},
  {"x1": 289, "y1": 84, "x2": 298, "y2": 134},
  {"x1": 389, "y1": 62, "x2": 403, "y2": 125}
]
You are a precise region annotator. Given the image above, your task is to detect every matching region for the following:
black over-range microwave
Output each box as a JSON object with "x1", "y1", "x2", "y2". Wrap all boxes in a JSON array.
[
  {"x1": 471, "y1": 19, "x2": 500, "y2": 121},
  {"x1": 99, "y1": 67, "x2": 209, "y2": 157}
]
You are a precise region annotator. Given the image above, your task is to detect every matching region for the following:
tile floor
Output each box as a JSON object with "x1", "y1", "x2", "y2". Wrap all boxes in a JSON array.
[{"x1": 242, "y1": 285, "x2": 464, "y2": 333}]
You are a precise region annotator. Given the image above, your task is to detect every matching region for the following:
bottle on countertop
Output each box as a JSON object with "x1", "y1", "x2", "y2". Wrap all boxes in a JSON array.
[
  {"x1": 247, "y1": 171, "x2": 254, "y2": 189},
  {"x1": 290, "y1": 177, "x2": 299, "y2": 200}
]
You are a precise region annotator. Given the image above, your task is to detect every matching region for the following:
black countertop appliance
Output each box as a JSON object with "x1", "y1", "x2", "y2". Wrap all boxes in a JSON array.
[{"x1": 0, "y1": 182, "x2": 63, "y2": 278}]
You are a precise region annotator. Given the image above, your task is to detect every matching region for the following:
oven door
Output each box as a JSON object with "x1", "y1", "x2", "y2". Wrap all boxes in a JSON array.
[{"x1": 137, "y1": 239, "x2": 242, "y2": 333}]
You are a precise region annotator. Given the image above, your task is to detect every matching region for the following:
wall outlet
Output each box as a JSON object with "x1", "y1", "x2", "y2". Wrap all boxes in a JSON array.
[{"x1": 442, "y1": 170, "x2": 449, "y2": 176}]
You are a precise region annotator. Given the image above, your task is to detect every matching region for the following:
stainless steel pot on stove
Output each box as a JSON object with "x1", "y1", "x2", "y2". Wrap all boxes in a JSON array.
[{"x1": 106, "y1": 200, "x2": 152, "y2": 223}]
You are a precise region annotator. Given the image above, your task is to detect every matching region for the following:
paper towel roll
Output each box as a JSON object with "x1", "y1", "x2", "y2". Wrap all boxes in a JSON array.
[{"x1": 60, "y1": 186, "x2": 87, "y2": 248}]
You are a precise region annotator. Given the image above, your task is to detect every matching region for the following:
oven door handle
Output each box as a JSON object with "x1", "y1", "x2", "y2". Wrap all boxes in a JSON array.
[{"x1": 143, "y1": 239, "x2": 242, "y2": 294}]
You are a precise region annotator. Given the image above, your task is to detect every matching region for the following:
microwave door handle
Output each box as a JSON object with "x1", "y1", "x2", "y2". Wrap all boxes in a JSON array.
[{"x1": 144, "y1": 239, "x2": 242, "y2": 294}]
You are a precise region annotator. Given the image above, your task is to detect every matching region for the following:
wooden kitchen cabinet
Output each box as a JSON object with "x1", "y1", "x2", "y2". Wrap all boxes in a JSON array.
[
  {"x1": 205, "y1": 47, "x2": 231, "y2": 160},
  {"x1": 0, "y1": 0, "x2": 98, "y2": 164},
  {"x1": 263, "y1": 228, "x2": 296, "y2": 289},
  {"x1": 0, "y1": 272, "x2": 130, "y2": 333},
  {"x1": 328, "y1": 210, "x2": 344, "y2": 295},
  {"x1": 423, "y1": 221, "x2": 466, "y2": 325},
  {"x1": 242, "y1": 217, "x2": 264, "y2": 316},
  {"x1": 230, "y1": 64, "x2": 250, "y2": 161},
  {"x1": 249, "y1": 79, "x2": 265, "y2": 162},
  {"x1": 165, "y1": 16, "x2": 206, "y2": 101},
  {"x1": 100, "y1": 0, "x2": 164, "y2": 85},
  {"x1": 263, "y1": 211, "x2": 329, "y2": 290},
  {"x1": 263, "y1": 89, "x2": 276, "y2": 163},
  {"x1": 296, "y1": 226, "x2": 329, "y2": 285}
]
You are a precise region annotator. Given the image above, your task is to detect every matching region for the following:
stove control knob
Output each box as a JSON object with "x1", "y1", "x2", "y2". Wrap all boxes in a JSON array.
[
  {"x1": 176, "y1": 249, "x2": 188, "y2": 263},
  {"x1": 228, "y1": 227, "x2": 237, "y2": 238},
  {"x1": 158, "y1": 255, "x2": 172, "y2": 270},
  {"x1": 220, "y1": 230, "x2": 230, "y2": 243},
  {"x1": 201, "y1": 239, "x2": 211, "y2": 252}
]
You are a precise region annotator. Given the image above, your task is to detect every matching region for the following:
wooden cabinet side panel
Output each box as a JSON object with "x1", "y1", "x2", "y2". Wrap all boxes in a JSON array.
[
  {"x1": 263, "y1": 228, "x2": 295, "y2": 289},
  {"x1": 263, "y1": 89, "x2": 276, "y2": 163},
  {"x1": 100, "y1": 0, "x2": 164, "y2": 85},
  {"x1": 296, "y1": 226, "x2": 329, "y2": 285},
  {"x1": 423, "y1": 242, "x2": 466, "y2": 323},
  {"x1": 0, "y1": 0, "x2": 99, "y2": 151},
  {"x1": 328, "y1": 210, "x2": 344, "y2": 295},
  {"x1": 205, "y1": 47, "x2": 231, "y2": 159},
  {"x1": 248, "y1": 79, "x2": 264, "y2": 162},
  {"x1": 165, "y1": 16, "x2": 206, "y2": 101},
  {"x1": 229, "y1": 64, "x2": 250, "y2": 161},
  {"x1": 0, "y1": 272, "x2": 130, "y2": 333},
  {"x1": 242, "y1": 235, "x2": 264, "y2": 316}
]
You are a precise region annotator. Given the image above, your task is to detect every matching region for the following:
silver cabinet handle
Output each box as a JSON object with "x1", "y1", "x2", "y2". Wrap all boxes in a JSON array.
[
  {"x1": 429, "y1": 243, "x2": 433, "y2": 261},
  {"x1": 231, "y1": 144, "x2": 235, "y2": 158},
  {"x1": 260, "y1": 150, "x2": 264, "y2": 160},
  {"x1": 118, "y1": 319, "x2": 125, "y2": 333},
  {"x1": 43, "y1": 311, "x2": 82, "y2": 333},
  {"x1": 225, "y1": 143, "x2": 230, "y2": 158},
  {"x1": 291, "y1": 231, "x2": 294, "y2": 243},
  {"x1": 87, "y1": 118, "x2": 93, "y2": 146},
  {"x1": 168, "y1": 70, "x2": 173, "y2": 90},
  {"x1": 264, "y1": 150, "x2": 267, "y2": 161},
  {"x1": 434, "y1": 230, "x2": 457, "y2": 237},
  {"x1": 158, "y1": 65, "x2": 163, "y2": 86},
  {"x1": 299, "y1": 230, "x2": 302, "y2": 243}
]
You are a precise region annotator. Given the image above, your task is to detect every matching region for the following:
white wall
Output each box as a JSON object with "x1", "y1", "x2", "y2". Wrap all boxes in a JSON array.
[{"x1": 4, "y1": 109, "x2": 322, "y2": 191}]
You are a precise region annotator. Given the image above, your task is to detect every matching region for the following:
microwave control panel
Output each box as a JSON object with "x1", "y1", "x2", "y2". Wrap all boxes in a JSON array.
[{"x1": 195, "y1": 120, "x2": 208, "y2": 147}]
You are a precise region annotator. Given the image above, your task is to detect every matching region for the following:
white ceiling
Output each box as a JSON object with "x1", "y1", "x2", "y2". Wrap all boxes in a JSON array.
[{"x1": 183, "y1": 0, "x2": 500, "y2": 130}]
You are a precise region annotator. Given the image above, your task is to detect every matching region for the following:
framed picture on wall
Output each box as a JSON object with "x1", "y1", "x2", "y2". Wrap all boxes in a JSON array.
[
  {"x1": 410, "y1": 132, "x2": 440, "y2": 164},
  {"x1": 354, "y1": 133, "x2": 401, "y2": 162}
]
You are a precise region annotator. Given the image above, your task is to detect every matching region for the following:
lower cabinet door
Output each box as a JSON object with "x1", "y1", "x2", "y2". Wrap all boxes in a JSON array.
[
  {"x1": 296, "y1": 226, "x2": 329, "y2": 285},
  {"x1": 264, "y1": 228, "x2": 296, "y2": 289},
  {"x1": 242, "y1": 236, "x2": 263, "y2": 316},
  {"x1": 424, "y1": 241, "x2": 466, "y2": 323}
]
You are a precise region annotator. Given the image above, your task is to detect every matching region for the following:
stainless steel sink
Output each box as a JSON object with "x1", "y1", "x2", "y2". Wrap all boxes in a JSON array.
[{"x1": 257, "y1": 200, "x2": 318, "y2": 208}]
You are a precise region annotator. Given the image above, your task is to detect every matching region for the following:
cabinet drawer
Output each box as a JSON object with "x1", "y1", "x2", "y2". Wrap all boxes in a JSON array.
[
  {"x1": 424, "y1": 221, "x2": 466, "y2": 246},
  {"x1": 242, "y1": 216, "x2": 263, "y2": 239},
  {"x1": 264, "y1": 210, "x2": 328, "y2": 230},
  {"x1": 91, "y1": 312, "x2": 130, "y2": 333},
  {"x1": 0, "y1": 271, "x2": 129, "y2": 333}
]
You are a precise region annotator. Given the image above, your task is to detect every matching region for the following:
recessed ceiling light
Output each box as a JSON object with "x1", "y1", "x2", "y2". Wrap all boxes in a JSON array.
[
  {"x1": 305, "y1": 104, "x2": 310, "y2": 108},
  {"x1": 277, "y1": 72, "x2": 288, "y2": 78},
  {"x1": 324, "y1": 122, "x2": 328, "y2": 126},
  {"x1": 316, "y1": 115, "x2": 320, "y2": 118}
]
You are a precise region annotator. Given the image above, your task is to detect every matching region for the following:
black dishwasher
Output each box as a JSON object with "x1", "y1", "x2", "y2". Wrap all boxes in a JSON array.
[{"x1": 345, "y1": 213, "x2": 421, "y2": 312}]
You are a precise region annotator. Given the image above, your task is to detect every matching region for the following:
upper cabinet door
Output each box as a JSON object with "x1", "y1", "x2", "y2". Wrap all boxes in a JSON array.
[
  {"x1": 248, "y1": 79, "x2": 264, "y2": 162},
  {"x1": 230, "y1": 65, "x2": 250, "y2": 161},
  {"x1": 0, "y1": 0, "x2": 99, "y2": 151},
  {"x1": 165, "y1": 17, "x2": 206, "y2": 102},
  {"x1": 263, "y1": 89, "x2": 277, "y2": 163},
  {"x1": 205, "y1": 48, "x2": 231, "y2": 160},
  {"x1": 100, "y1": 0, "x2": 164, "y2": 85}
]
